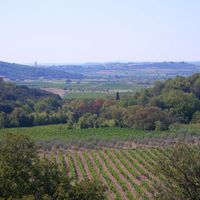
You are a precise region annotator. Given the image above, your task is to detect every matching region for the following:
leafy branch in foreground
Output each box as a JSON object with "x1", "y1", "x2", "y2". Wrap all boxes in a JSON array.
[
  {"x1": 154, "y1": 144, "x2": 200, "y2": 200},
  {"x1": 0, "y1": 133, "x2": 107, "y2": 200}
]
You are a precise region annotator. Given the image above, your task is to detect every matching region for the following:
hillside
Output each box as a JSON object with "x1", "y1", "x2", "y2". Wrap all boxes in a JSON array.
[
  {"x1": 0, "y1": 79, "x2": 62, "y2": 114},
  {"x1": 0, "y1": 61, "x2": 84, "y2": 80},
  {"x1": 2, "y1": 73, "x2": 200, "y2": 129}
]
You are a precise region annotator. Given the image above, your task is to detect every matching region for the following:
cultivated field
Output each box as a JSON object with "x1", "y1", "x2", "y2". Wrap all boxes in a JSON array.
[
  {"x1": 1, "y1": 124, "x2": 200, "y2": 199},
  {"x1": 1, "y1": 124, "x2": 200, "y2": 149},
  {"x1": 45, "y1": 147, "x2": 166, "y2": 200}
]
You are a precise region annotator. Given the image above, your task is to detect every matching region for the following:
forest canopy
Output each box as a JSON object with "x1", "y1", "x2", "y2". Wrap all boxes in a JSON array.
[{"x1": 1, "y1": 73, "x2": 200, "y2": 130}]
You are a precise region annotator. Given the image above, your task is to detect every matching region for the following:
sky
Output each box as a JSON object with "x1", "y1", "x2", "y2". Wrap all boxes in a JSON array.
[{"x1": 0, "y1": 0, "x2": 200, "y2": 63}]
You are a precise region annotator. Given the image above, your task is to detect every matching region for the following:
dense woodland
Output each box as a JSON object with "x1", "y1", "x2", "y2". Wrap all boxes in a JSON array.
[{"x1": 1, "y1": 73, "x2": 200, "y2": 130}]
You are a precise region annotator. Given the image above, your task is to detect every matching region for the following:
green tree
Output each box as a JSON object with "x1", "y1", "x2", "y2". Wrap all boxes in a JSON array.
[
  {"x1": 0, "y1": 134, "x2": 107, "y2": 199},
  {"x1": 0, "y1": 111, "x2": 6, "y2": 128},
  {"x1": 0, "y1": 134, "x2": 39, "y2": 198},
  {"x1": 127, "y1": 106, "x2": 174, "y2": 130},
  {"x1": 77, "y1": 113, "x2": 98, "y2": 128},
  {"x1": 161, "y1": 90, "x2": 200, "y2": 122},
  {"x1": 154, "y1": 144, "x2": 200, "y2": 200},
  {"x1": 69, "y1": 180, "x2": 107, "y2": 200}
]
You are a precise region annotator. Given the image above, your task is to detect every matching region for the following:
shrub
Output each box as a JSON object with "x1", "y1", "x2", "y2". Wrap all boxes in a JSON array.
[{"x1": 154, "y1": 144, "x2": 200, "y2": 200}]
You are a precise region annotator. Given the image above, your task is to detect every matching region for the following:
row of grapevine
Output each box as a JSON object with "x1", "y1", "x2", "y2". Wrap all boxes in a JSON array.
[{"x1": 50, "y1": 148, "x2": 165, "y2": 200}]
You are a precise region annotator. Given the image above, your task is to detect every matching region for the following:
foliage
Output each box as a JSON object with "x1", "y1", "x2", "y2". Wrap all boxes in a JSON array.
[
  {"x1": 2, "y1": 73, "x2": 200, "y2": 130},
  {"x1": 154, "y1": 144, "x2": 200, "y2": 200},
  {"x1": 0, "y1": 133, "x2": 107, "y2": 199},
  {"x1": 126, "y1": 106, "x2": 174, "y2": 130}
]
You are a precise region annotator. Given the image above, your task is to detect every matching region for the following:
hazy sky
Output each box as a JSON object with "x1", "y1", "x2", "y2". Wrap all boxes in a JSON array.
[{"x1": 0, "y1": 0, "x2": 200, "y2": 63}]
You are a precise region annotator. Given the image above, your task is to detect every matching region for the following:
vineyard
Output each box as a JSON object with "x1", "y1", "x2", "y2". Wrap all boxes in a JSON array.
[{"x1": 43, "y1": 147, "x2": 167, "y2": 200}]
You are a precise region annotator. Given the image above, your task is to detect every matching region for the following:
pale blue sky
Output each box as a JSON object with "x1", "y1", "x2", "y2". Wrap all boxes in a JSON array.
[{"x1": 0, "y1": 0, "x2": 200, "y2": 63}]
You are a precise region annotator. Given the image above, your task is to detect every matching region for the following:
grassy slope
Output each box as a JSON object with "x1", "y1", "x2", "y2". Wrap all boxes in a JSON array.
[
  {"x1": 1, "y1": 123, "x2": 200, "y2": 143},
  {"x1": 0, "y1": 124, "x2": 165, "y2": 141}
]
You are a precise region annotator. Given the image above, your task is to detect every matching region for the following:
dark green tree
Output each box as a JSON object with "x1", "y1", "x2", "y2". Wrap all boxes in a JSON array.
[{"x1": 115, "y1": 91, "x2": 120, "y2": 101}]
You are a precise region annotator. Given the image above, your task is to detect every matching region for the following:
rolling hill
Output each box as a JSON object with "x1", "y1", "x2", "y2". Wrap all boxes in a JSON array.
[{"x1": 0, "y1": 61, "x2": 84, "y2": 80}]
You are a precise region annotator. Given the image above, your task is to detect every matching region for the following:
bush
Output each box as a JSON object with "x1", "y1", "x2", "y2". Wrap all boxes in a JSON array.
[
  {"x1": 127, "y1": 106, "x2": 175, "y2": 130},
  {"x1": 154, "y1": 144, "x2": 200, "y2": 200},
  {"x1": 0, "y1": 133, "x2": 107, "y2": 199}
]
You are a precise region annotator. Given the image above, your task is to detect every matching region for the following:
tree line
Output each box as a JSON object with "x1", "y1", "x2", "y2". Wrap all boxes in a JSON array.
[{"x1": 1, "y1": 73, "x2": 200, "y2": 130}]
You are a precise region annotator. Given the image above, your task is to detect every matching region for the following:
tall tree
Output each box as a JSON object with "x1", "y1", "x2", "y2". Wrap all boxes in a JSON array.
[{"x1": 115, "y1": 91, "x2": 120, "y2": 101}]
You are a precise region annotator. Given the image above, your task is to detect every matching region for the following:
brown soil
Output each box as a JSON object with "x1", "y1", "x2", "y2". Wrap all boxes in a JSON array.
[
  {"x1": 70, "y1": 152, "x2": 84, "y2": 181},
  {"x1": 41, "y1": 87, "x2": 66, "y2": 97},
  {"x1": 78, "y1": 152, "x2": 93, "y2": 180}
]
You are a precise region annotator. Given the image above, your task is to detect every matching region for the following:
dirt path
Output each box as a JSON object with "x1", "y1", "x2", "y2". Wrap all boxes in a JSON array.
[
  {"x1": 63, "y1": 155, "x2": 70, "y2": 176},
  {"x1": 95, "y1": 151, "x2": 128, "y2": 200},
  {"x1": 78, "y1": 152, "x2": 93, "y2": 180},
  {"x1": 71, "y1": 152, "x2": 84, "y2": 181}
]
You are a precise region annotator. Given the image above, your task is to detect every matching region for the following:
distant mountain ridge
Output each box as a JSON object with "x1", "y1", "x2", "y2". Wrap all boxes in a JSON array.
[{"x1": 0, "y1": 61, "x2": 84, "y2": 80}]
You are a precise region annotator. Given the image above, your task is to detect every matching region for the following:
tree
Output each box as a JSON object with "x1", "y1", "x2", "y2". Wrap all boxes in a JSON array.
[
  {"x1": 115, "y1": 91, "x2": 120, "y2": 101},
  {"x1": 192, "y1": 111, "x2": 200, "y2": 123},
  {"x1": 77, "y1": 113, "x2": 98, "y2": 128},
  {"x1": 127, "y1": 106, "x2": 174, "y2": 130},
  {"x1": 0, "y1": 133, "x2": 39, "y2": 198},
  {"x1": 69, "y1": 180, "x2": 107, "y2": 200},
  {"x1": 154, "y1": 144, "x2": 200, "y2": 200},
  {"x1": 165, "y1": 76, "x2": 191, "y2": 92},
  {"x1": 0, "y1": 111, "x2": 6, "y2": 128},
  {"x1": 192, "y1": 77, "x2": 200, "y2": 98},
  {"x1": 0, "y1": 133, "x2": 107, "y2": 199},
  {"x1": 161, "y1": 90, "x2": 200, "y2": 122}
]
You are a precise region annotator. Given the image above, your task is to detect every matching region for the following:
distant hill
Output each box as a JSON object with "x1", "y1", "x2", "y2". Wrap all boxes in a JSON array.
[
  {"x1": 0, "y1": 79, "x2": 61, "y2": 114},
  {"x1": 0, "y1": 61, "x2": 84, "y2": 80},
  {"x1": 50, "y1": 61, "x2": 200, "y2": 78}
]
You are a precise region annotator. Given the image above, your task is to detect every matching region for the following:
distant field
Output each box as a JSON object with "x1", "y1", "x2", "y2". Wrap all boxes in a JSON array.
[
  {"x1": 16, "y1": 80, "x2": 143, "y2": 93},
  {"x1": 64, "y1": 92, "x2": 111, "y2": 99}
]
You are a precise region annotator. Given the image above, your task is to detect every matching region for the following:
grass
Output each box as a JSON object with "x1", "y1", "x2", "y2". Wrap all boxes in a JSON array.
[
  {"x1": 64, "y1": 92, "x2": 111, "y2": 99},
  {"x1": 0, "y1": 125, "x2": 165, "y2": 142},
  {"x1": 1, "y1": 123, "x2": 200, "y2": 147}
]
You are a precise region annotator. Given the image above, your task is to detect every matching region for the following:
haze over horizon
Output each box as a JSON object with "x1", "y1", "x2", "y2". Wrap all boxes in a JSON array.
[{"x1": 0, "y1": 0, "x2": 200, "y2": 63}]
